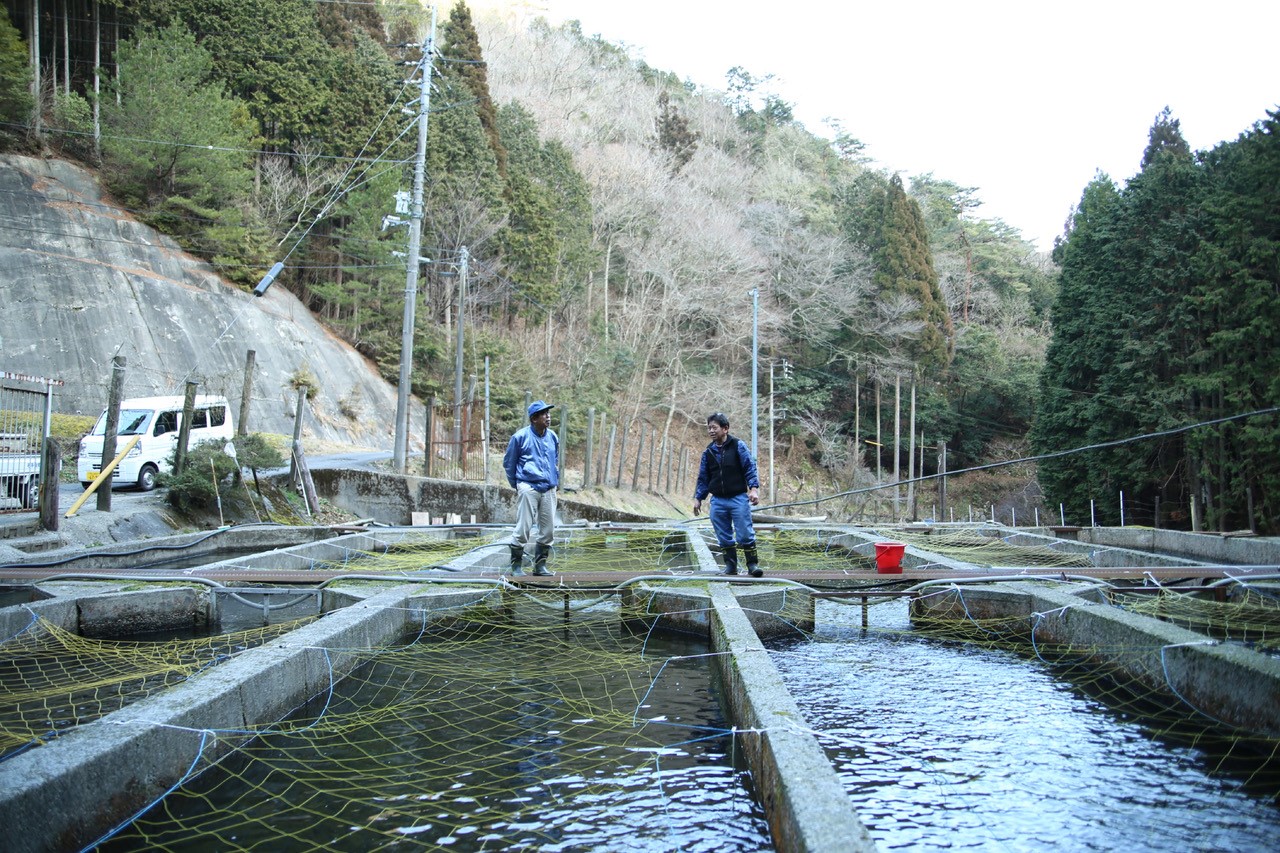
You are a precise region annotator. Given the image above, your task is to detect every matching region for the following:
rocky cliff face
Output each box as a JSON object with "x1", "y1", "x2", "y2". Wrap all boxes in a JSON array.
[{"x1": 0, "y1": 155, "x2": 419, "y2": 449}]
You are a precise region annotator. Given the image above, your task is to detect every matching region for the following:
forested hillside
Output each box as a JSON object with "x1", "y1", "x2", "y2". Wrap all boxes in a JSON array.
[{"x1": 3, "y1": 1, "x2": 1273, "y2": 530}]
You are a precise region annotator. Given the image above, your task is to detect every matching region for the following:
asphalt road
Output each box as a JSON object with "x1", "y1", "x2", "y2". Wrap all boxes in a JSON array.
[{"x1": 53, "y1": 450, "x2": 393, "y2": 509}]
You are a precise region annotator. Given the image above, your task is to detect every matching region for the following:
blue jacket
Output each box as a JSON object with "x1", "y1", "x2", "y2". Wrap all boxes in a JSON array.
[
  {"x1": 504, "y1": 425, "x2": 560, "y2": 491},
  {"x1": 694, "y1": 435, "x2": 759, "y2": 501}
]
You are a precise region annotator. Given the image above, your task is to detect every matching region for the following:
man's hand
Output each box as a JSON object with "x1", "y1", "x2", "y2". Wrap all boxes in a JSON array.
[
  {"x1": 748, "y1": 488, "x2": 759, "y2": 506},
  {"x1": 692, "y1": 499, "x2": 702, "y2": 516}
]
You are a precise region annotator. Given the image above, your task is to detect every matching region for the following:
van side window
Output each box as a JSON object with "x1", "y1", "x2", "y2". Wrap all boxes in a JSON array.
[
  {"x1": 192, "y1": 408, "x2": 209, "y2": 429},
  {"x1": 154, "y1": 411, "x2": 178, "y2": 436},
  {"x1": 207, "y1": 406, "x2": 226, "y2": 428}
]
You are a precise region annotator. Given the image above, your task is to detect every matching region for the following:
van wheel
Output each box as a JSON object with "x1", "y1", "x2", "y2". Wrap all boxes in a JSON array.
[
  {"x1": 137, "y1": 464, "x2": 159, "y2": 492},
  {"x1": 81, "y1": 481, "x2": 92, "y2": 490},
  {"x1": 18, "y1": 480, "x2": 37, "y2": 509}
]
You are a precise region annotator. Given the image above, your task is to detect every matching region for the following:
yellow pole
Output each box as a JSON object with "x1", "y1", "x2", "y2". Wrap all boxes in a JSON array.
[{"x1": 65, "y1": 433, "x2": 143, "y2": 517}]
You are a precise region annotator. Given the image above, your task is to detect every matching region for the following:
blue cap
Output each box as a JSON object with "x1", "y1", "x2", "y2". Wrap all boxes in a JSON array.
[{"x1": 527, "y1": 400, "x2": 555, "y2": 419}]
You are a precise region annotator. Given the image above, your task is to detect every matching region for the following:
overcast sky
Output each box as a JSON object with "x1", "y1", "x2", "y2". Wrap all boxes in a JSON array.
[{"x1": 530, "y1": 0, "x2": 1278, "y2": 251}]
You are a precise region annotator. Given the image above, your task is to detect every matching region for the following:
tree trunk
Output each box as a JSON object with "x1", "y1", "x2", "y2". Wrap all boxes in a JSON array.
[
  {"x1": 92, "y1": 0, "x2": 100, "y2": 160},
  {"x1": 30, "y1": 0, "x2": 41, "y2": 136}
]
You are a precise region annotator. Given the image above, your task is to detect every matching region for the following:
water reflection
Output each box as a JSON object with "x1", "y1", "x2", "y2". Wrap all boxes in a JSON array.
[{"x1": 770, "y1": 599, "x2": 1280, "y2": 851}]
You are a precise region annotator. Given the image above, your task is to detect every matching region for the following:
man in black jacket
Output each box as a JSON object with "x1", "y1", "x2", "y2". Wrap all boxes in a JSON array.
[{"x1": 692, "y1": 412, "x2": 763, "y2": 577}]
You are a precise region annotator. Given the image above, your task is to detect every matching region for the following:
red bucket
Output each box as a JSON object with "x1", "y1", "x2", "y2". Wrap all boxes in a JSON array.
[{"x1": 874, "y1": 541, "x2": 906, "y2": 573}]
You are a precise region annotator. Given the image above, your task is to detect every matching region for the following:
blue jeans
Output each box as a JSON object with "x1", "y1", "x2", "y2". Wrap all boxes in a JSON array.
[{"x1": 709, "y1": 492, "x2": 755, "y2": 548}]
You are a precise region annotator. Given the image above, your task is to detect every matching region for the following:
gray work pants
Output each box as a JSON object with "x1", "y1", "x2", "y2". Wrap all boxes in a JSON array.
[{"x1": 511, "y1": 483, "x2": 556, "y2": 552}]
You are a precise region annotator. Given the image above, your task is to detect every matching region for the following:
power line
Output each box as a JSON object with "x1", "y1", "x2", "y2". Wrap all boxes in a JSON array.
[{"x1": 760, "y1": 407, "x2": 1280, "y2": 512}]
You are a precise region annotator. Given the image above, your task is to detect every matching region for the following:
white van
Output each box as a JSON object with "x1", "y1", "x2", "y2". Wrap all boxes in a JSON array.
[{"x1": 78, "y1": 395, "x2": 235, "y2": 491}]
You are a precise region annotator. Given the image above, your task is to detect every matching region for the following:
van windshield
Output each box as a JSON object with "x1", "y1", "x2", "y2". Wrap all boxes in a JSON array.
[{"x1": 91, "y1": 409, "x2": 153, "y2": 436}]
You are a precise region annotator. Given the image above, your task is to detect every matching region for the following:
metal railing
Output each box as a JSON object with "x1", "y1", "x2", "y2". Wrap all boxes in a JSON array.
[{"x1": 0, "y1": 372, "x2": 59, "y2": 515}]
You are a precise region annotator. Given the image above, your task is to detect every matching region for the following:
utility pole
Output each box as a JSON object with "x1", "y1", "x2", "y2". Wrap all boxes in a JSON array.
[
  {"x1": 452, "y1": 246, "x2": 469, "y2": 460},
  {"x1": 393, "y1": 12, "x2": 436, "y2": 473}
]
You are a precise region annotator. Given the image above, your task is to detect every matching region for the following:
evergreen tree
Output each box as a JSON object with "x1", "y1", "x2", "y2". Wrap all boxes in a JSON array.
[
  {"x1": 145, "y1": 0, "x2": 332, "y2": 148},
  {"x1": 424, "y1": 60, "x2": 505, "y2": 218},
  {"x1": 1141, "y1": 106, "x2": 1192, "y2": 170},
  {"x1": 440, "y1": 1, "x2": 508, "y2": 180},
  {"x1": 0, "y1": 7, "x2": 33, "y2": 138},
  {"x1": 100, "y1": 24, "x2": 265, "y2": 282},
  {"x1": 655, "y1": 91, "x2": 699, "y2": 175},
  {"x1": 497, "y1": 102, "x2": 593, "y2": 318},
  {"x1": 1035, "y1": 109, "x2": 1280, "y2": 532},
  {"x1": 1032, "y1": 175, "x2": 1126, "y2": 520},
  {"x1": 873, "y1": 174, "x2": 953, "y2": 368},
  {"x1": 316, "y1": 27, "x2": 401, "y2": 159},
  {"x1": 1187, "y1": 110, "x2": 1280, "y2": 530}
]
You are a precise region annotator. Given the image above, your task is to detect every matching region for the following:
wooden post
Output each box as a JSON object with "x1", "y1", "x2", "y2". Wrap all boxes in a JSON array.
[
  {"x1": 463, "y1": 374, "x2": 477, "y2": 479},
  {"x1": 238, "y1": 349, "x2": 255, "y2": 437},
  {"x1": 288, "y1": 387, "x2": 305, "y2": 482},
  {"x1": 631, "y1": 424, "x2": 646, "y2": 491},
  {"x1": 424, "y1": 395, "x2": 436, "y2": 478},
  {"x1": 614, "y1": 421, "x2": 628, "y2": 488},
  {"x1": 660, "y1": 437, "x2": 670, "y2": 494},
  {"x1": 937, "y1": 440, "x2": 947, "y2": 522},
  {"x1": 39, "y1": 437, "x2": 60, "y2": 531},
  {"x1": 175, "y1": 380, "x2": 198, "y2": 477},
  {"x1": 907, "y1": 382, "x2": 916, "y2": 520},
  {"x1": 854, "y1": 371, "x2": 860, "y2": 468},
  {"x1": 292, "y1": 440, "x2": 319, "y2": 515},
  {"x1": 893, "y1": 375, "x2": 901, "y2": 519},
  {"x1": 679, "y1": 446, "x2": 688, "y2": 496},
  {"x1": 596, "y1": 411, "x2": 608, "y2": 486},
  {"x1": 557, "y1": 404, "x2": 567, "y2": 486},
  {"x1": 875, "y1": 380, "x2": 881, "y2": 483},
  {"x1": 584, "y1": 407, "x2": 595, "y2": 490},
  {"x1": 646, "y1": 426, "x2": 656, "y2": 492},
  {"x1": 97, "y1": 355, "x2": 126, "y2": 511},
  {"x1": 604, "y1": 421, "x2": 617, "y2": 489}
]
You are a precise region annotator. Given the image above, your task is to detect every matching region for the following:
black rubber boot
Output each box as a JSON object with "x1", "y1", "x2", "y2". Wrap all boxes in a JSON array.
[
  {"x1": 509, "y1": 544, "x2": 526, "y2": 576},
  {"x1": 743, "y1": 542, "x2": 762, "y2": 578},
  {"x1": 532, "y1": 543, "x2": 554, "y2": 576},
  {"x1": 720, "y1": 544, "x2": 739, "y2": 575}
]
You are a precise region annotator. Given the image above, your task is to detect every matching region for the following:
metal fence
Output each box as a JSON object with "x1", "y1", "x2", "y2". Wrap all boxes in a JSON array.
[
  {"x1": 416, "y1": 395, "x2": 697, "y2": 500},
  {"x1": 0, "y1": 372, "x2": 59, "y2": 514},
  {"x1": 423, "y1": 397, "x2": 487, "y2": 482}
]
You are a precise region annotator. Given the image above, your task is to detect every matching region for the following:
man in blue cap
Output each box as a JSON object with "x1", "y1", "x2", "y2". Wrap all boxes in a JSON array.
[{"x1": 503, "y1": 400, "x2": 559, "y2": 576}]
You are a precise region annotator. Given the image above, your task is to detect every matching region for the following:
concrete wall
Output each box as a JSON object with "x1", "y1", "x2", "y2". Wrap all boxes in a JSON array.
[
  {"x1": 1076, "y1": 527, "x2": 1280, "y2": 566},
  {"x1": 910, "y1": 581, "x2": 1280, "y2": 738},
  {"x1": 306, "y1": 468, "x2": 659, "y2": 526}
]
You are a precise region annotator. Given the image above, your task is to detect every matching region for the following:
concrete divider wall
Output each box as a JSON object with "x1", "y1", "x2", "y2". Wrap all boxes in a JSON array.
[
  {"x1": 622, "y1": 583, "x2": 815, "y2": 640},
  {"x1": 0, "y1": 525, "x2": 339, "y2": 571},
  {"x1": 0, "y1": 584, "x2": 493, "y2": 853},
  {"x1": 1076, "y1": 527, "x2": 1280, "y2": 566},
  {"x1": 993, "y1": 529, "x2": 1203, "y2": 569},
  {"x1": 0, "y1": 586, "x2": 210, "y2": 641},
  {"x1": 708, "y1": 585, "x2": 876, "y2": 852},
  {"x1": 77, "y1": 587, "x2": 208, "y2": 636},
  {"x1": 911, "y1": 582, "x2": 1280, "y2": 738}
]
